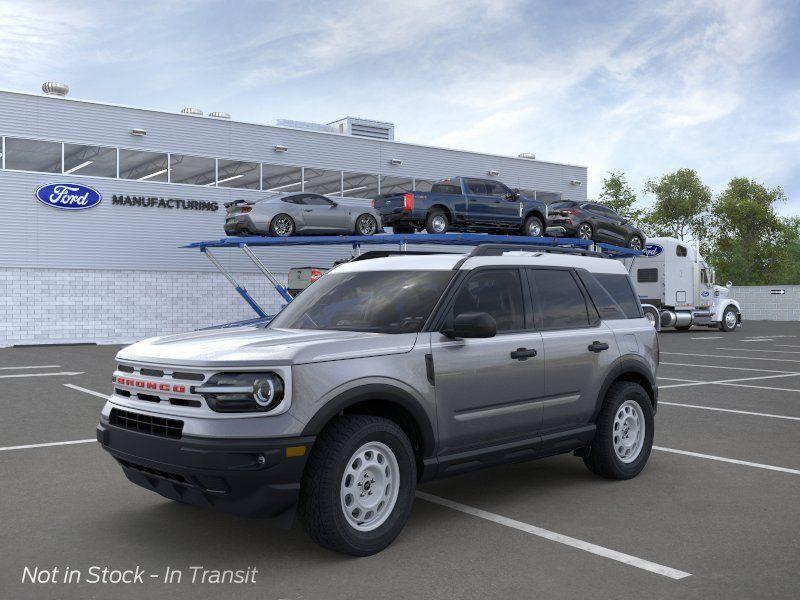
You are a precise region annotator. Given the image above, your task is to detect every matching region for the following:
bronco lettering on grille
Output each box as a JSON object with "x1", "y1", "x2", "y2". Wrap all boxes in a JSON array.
[{"x1": 115, "y1": 376, "x2": 186, "y2": 393}]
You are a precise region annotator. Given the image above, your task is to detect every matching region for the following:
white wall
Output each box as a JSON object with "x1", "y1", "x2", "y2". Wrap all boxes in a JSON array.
[{"x1": 730, "y1": 286, "x2": 800, "y2": 322}]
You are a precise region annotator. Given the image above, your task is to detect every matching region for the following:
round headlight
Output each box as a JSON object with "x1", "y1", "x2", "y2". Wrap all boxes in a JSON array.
[{"x1": 253, "y1": 376, "x2": 284, "y2": 409}]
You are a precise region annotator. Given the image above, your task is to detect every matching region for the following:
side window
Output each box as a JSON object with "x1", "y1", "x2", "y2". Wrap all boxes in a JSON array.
[
  {"x1": 485, "y1": 181, "x2": 512, "y2": 197},
  {"x1": 676, "y1": 245, "x2": 688, "y2": 257},
  {"x1": 529, "y1": 269, "x2": 590, "y2": 329},
  {"x1": 592, "y1": 273, "x2": 643, "y2": 319},
  {"x1": 431, "y1": 182, "x2": 461, "y2": 194},
  {"x1": 577, "y1": 271, "x2": 626, "y2": 320},
  {"x1": 305, "y1": 194, "x2": 333, "y2": 206},
  {"x1": 449, "y1": 269, "x2": 525, "y2": 332},
  {"x1": 282, "y1": 195, "x2": 305, "y2": 205},
  {"x1": 637, "y1": 268, "x2": 658, "y2": 283},
  {"x1": 465, "y1": 180, "x2": 488, "y2": 195}
]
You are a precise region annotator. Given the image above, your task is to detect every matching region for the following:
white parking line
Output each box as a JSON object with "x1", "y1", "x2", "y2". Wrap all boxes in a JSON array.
[
  {"x1": 416, "y1": 491, "x2": 691, "y2": 579},
  {"x1": 716, "y1": 347, "x2": 800, "y2": 355},
  {"x1": 659, "y1": 372, "x2": 800, "y2": 389},
  {"x1": 0, "y1": 439, "x2": 96, "y2": 452},
  {"x1": 0, "y1": 371, "x2": 84, "y2": 379},
  {"x1": 0, "y1": 364, "x2": 61, "y2": 370},
  {"x1": 661, "y1": 352, "x2": 800, "y2": 364},
  {"x1": 740, "y1": 339, "x2": 773, "y2": 342},
  {"x1": 660, "y1": 362, "x2": 797, "y2": 374},
  {"x1": 716, "y1": 382, "x2": 800, "y2": 394},
  {"x1": 654, "y1": 446, "x2": 800, "y2": 475},
  {"x1": 690, "y1": 336, "x2": 723, "y2": 340},
  {"x1": 776, "y1": 344, "x2": 800, "y2": 349},
  {"x1": 64, "y1": 383, "x2": 108, "y2": 399},
  {"x1": 659, "y1": 402, "x2": 800, "y2": 421}
]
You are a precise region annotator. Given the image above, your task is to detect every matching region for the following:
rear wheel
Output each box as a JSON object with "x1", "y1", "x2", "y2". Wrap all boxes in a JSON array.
[
  {"x1": 298, "y1": 415, "x2": 416, "y2": 556},
  {"x1": 521, "y1": 215, "x2": 544, "y2": 237},
  {"x1": 269, "y1": 214, "x2": 295, "y2": 237},
  {"x1": 576, "y1": 222, "x2": 593, "y2": 240},
  {"x1": 355, "y1": 214, "x2": 378, "y2": 236},
  {"x1": 719, "y1": 306, "x2": 738, "y2": 332},
  {"x1": 582, "y1": 381, "x2": 653, "y2": 479},
  {"x1": 425, "y1": 210, "x2": 449, "y2": 234},
  {"x1": 628, "y1": 234, "x2": 644, "y2": 250}
]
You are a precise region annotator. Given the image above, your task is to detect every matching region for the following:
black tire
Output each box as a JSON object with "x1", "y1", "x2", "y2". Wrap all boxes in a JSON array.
[
  {"x1": 354, "y1": 213, "x2": 379, "y2": 236},
  {"x1": 719, "y1": 306, "x2": 739, "y2": 332},
  {"x1": 521, "y1": 215, "x2": 544, "y2": 237},
  {"x1": 269, "y1": 213, "x2": 295, "y2": 237},
  {"x1": 628, "y1": 234, "x2": 644, "y2": 251},
  {"x1": 582, "y1": 381, "x2": 654, "y2": 480},
  {"x1": 298, "y1": 415, "x2": 417, "y2": 556},
  {"x1": 425, "y1": 209, "x2": 449, "y2": 234},
  {"x1": 576, "y1": 222, "x2": 593, "y2": 240}
]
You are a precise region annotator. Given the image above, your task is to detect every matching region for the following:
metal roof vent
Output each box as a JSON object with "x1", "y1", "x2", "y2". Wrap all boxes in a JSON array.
[
  {"x1": 328, "y1": 117, "x2": 395, "y2": 141},
  {"x1": 42, "y1": 82, "x2": 69, "y2": 97},
  {"x1": 209, "y1": 111, "x2": 230, "y2": 119},
  {"x1": 180, "y1": 107, "x2": 203, "y2": 116},
  {"x1": 518, "y1": 152, "x2": 536, "y2": 160}
]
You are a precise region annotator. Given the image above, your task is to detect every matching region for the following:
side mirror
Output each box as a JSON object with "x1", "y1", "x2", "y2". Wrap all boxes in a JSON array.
[
  {"x1": 726, "y1": 281, "x2": 732, "y2": 289},
  {"x1": 329, "y1": 201, "x2": 338, "y2": 208},
  {"x1": 441, "y1": 312, "x2": 497, "y2": 339}
]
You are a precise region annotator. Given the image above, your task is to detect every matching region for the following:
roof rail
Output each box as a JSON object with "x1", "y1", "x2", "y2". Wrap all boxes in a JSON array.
[{"x1": 467, "y1": 243, "x2": 602, "y2": 258}]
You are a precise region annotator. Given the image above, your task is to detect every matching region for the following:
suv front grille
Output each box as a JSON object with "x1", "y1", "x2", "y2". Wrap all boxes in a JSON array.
[{"x1": 109, "y1": 408, "x2": 183, "y2": 439}]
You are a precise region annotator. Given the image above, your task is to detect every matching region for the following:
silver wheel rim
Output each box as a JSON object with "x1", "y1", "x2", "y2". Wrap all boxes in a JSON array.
[
  {"x1": 273, "y1": 216, "x2": 292, "y2": 236},
  {"x1": 358, "y1": 215, "x2": 376, "y2": 235},
  {"x1": 629, "y1": 236, "x2": 643, "y2": 250},
  {"x1": 527, "y1": 220, "x2": 542, "y2": 236},
  {"x1": 340, "y1": 441, "x2": 400, "y2": 532},
  {"x1": 613, "y1": 400, "x2": 645, "y2": 463},
  {"x1": 645, "y1": 311, "x2": 656, "y2": 327},
  {"x1": 431, "y1": 215, "x2": 447, "y2": 233},
  {"x1": 725, "y1": 310, "x2": 737, "y2": 328},
  {"x1": 578, "y1": 224, "x2": 592, "y2": 239}
]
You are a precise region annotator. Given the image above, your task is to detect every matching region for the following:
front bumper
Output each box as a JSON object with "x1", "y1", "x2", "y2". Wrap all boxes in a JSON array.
[{"x1": 97, "y1": 420, "x2": 314, "y2": 525}]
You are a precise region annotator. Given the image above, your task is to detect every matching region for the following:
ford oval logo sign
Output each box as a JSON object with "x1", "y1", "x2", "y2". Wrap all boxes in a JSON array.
[
  {"x1": 642, "y1": 244, "x2": 663, "y2": 257},
  {"x1": 35, "y1": 183, "x2": 102, "y2": 210}
]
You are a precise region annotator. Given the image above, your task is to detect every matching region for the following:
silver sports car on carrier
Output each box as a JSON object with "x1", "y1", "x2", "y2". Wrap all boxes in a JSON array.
[{"x1": 224, "y1": 192, "x2": 383, "y2": 237}]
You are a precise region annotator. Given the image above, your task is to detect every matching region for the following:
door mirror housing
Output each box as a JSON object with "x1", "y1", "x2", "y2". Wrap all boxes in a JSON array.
[
  {"x1": 441, "y1": 312, "x2": 497, "y2": 339},
  {"x1": 329, "y1": 201, "x2": 338, "y2": 208}
]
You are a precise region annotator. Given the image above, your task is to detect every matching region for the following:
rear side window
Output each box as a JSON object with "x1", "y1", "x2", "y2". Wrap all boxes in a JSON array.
[
  {"x1": 529, "y1": 269, "x2": 590, "y2": 329},
  {"x1": 449, "y1": 269, "x2": 525, "y2": 332},
  {"x1": 593, "y1": 273, "x2": 642, "y2": 319},
  {"x1": 637, "y1": 268, "x2": 658, "y2": 283},
  {"x1": 431, "y1": 183, "x2": 462, "y2": 194}
]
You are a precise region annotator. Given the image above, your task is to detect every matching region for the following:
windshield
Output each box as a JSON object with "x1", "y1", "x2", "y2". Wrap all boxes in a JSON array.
[{"x1": 268, "y1": 270, "x2": 454, "y2": 333}]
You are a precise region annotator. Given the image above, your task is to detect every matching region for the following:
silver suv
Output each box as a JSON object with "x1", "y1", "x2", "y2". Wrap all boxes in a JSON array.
[{"x1": 97, "y1": 245, "x2": 658, "y2": 556}]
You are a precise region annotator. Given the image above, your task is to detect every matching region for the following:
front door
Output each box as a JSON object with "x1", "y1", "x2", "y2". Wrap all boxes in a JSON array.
[
  {"x1": 301, "y1": 195, "x2": 349, "y2": 232},
  {"x1": 431, "y1": 268, "x2": 545, "y2": 455},
  {"x1": 527, "y1": 268, "x2": 620, "y2": 432}
]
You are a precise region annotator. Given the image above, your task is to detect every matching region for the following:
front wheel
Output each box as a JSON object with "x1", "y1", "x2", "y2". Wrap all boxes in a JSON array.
[
  {"x1": 628, "y1": 235, "x2": 644, "y2": 251},
  {"x1": 582, "y1": 381, "x2": 654, "y2": 479},
  {"x1": 719, "y1": 306, "x2": 738, "y2": 332},
  {"x1": 576, "y1": 222, "x2": 593, "y2": 240},
  {"x1": 521, "y1": 215, "x2": 544, "y2": 237},
  {"x1": 298, "y1": 415, "x2": 416, "y2": 556},
  {"x1": 355, "y1": 213, "x2": 379, "y2": 236}
]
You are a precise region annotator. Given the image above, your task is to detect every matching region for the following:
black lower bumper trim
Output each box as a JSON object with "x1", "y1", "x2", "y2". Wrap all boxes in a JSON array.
[{"x1": 97, "y1": 422, "x2": 314, "y2": 525}]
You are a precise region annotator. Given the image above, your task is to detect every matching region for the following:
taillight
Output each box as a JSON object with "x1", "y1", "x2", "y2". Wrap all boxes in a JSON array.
[
  {"x1": 241, "y1": 206, "x2": 252, "y2": 213},
  {"x1": 402, "y1": 193, "x2": 414, "y2": 211},
  {"x1": 370, "y1": 199, "x2": 376, "y2": 208},
  {"x1": 310, "y1": 269, "x2": 323, "y2": 283}
]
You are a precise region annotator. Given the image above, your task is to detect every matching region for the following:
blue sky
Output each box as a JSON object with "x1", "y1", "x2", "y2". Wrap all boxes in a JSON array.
[{"x1": 2, "y1": 0, "x2": 799, "y2": 214}]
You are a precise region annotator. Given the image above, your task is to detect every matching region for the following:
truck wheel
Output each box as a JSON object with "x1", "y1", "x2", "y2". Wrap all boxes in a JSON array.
[
  {"x1": 269, "y1": 214, "x2": 295, "y2": 237},
  {"x1": 719, "y1": 306, "x2": 738, "y2": 332},
  {"x1": 298, "y1": 415, "x2": 416, "y2": 556},
  {"x1": 355, "y1": 214, "x2": 378, "y2": 236},
  {"x1": 582, "y1": 381, "x2": 653, "y2": 480},
  {"x1": 425, "y1": 210, "x2": 449, "y2": 234},
  {"x1": 522, "y1": 215, "x2": 544, "y2": 237}
]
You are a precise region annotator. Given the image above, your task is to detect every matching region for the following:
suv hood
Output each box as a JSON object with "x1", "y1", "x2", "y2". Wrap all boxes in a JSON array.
[{"x1": 116, "y1": 326, "x2": 418, "y2": 367}]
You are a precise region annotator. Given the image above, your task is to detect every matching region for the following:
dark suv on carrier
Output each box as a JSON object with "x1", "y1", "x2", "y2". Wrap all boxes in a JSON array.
[{"x1": 547, "y1": 201, "x2": 646, "y2": 250}]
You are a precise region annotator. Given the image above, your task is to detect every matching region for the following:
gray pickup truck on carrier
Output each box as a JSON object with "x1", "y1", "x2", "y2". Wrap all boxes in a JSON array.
[
  {"x1": 97, "y1": 244, "x2": 658, "y2": 556},
  {"x1": 372, "y1": 177, "x2": 550, "y2": 237}
]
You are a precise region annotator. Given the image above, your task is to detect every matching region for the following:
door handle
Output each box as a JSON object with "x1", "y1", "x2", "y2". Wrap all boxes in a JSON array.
[
  {"x1": 303, "y1": 209, "x2": 313, "y2": 212},
  {"x1": 510, "y1": 347, "x2": 537, "y2": 361},
  {"x1": 588, "y1": 341, "x2": 610, "y2": 353}
]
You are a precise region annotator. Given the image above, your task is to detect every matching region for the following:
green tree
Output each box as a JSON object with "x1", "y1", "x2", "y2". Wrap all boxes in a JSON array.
[
  {"x1": 598, "y1": 171, "x2": 642, "y2": 224},
  {"x1": 706, "y1": 178, "x2": 797, "y2": 285},
  {"x1": 642, "y1": 168, "x2": 711, "y2": 241}
]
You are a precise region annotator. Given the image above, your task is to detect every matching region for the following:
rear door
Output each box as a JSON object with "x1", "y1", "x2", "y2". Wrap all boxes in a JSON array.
[
  {"x1": 464, "y1": 179, "x2": 496, "y2": 226},
  {"x1": 431, "y1": 268, "x2": 545, "y2": 455},
  {"x1": 527, "y1": 268, "x2": 620, "y2": 433},
  {"x1": 584, "y1": 203, "x2": 617, "y2": 242}
]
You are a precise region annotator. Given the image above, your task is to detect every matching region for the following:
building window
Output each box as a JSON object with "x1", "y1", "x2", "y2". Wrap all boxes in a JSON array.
[
  {"x1": 63, "y1": 144, "x2": 117, "y2": 177},
  {"x1": 342, "y1": 172, "x2": 379, "y2": 198},
  {"x1": 4, "y1": 138, "x2": 61, "y2": 173},
  {"x1": 170, "y1": 154, "x2": 216, "y2": 186},
  {"x1": 379, "y1": 175, "x2": 413, "y2": 195},
  {"x1": 262, "y1": 164, "x2": 302, "y2": 193},
  {"x1": 304, "y1": 168, "x2": 342, "y2": 196},
  {"x1": 414, "y1": 178, "x2": 435, "y2": 192},
  {"x1": 119, "y1": 149, "x2": 168, "y2": 182},
  {"x1": 217, "y1": 159, "x2": 260, "y2": 189}
]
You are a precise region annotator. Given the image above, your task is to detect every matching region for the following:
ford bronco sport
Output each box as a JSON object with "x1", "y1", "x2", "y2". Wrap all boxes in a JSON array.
[{"x1": 97, "y1": 245, "x2": 658, "y2": 556}]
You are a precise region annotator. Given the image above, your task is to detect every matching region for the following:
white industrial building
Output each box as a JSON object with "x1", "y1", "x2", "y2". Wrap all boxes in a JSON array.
[{"x1": 0, "y1": 85, "x2": 588, "y2": 346}]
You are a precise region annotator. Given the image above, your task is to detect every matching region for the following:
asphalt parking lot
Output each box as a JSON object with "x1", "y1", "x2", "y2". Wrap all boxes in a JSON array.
[{"x1": 1, "y1": 321, "x2": 799, "y2": 600}]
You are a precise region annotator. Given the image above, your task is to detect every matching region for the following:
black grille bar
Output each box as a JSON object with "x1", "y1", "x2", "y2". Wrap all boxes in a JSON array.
[{"x1": 109, "y1": 408, "x2": 183, "y2": 439}]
